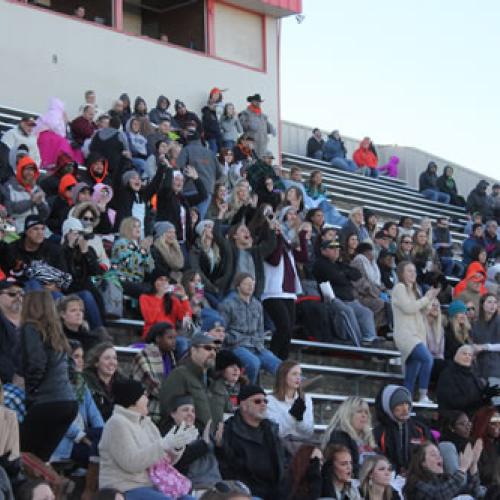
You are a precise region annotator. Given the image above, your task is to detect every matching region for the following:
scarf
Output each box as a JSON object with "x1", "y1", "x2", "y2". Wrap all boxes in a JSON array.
[
  {"x1": 248, "y1": 104, "x2": 262, "y2": 115},
  {"x1": 153, "y1": 238, "x2": 184, "y2": 271},
  {"x1": 237, "y1": 143, "x2": 251, "y2": 158}
]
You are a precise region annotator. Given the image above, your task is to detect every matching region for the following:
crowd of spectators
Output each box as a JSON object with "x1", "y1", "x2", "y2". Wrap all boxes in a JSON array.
[{"x1": 0, "y1": 91, "x2": 499, "y2": 500}]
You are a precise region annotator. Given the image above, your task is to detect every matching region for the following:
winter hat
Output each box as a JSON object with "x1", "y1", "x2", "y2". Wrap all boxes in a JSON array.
[
  {"x1": 154, "y1": 221, "x2": 176, "y2": 239},
  {"x1": 24, "y1": 214, "x2": 45, "y2": 233},
  {"x1": 174, "y1": 99, "x2": 186, "y2": 111},
  {"x1": 195, "y1": 219, "x2": 214, "y2": 237},
  {"x1": 71, "y1": 182, "x2": 92, "y2": 205},
  {"x1": 388, "y1": 385, "x2": 412, "y2": 410},
  {"x1": 170, "y1": 394, "x2": 194, "y2": 412},
  {"x1": 113, "y1": 379, "x2": 145, "y2": 409},
  {"x1": 278, "y1": 205, "x2": 297, "y2": 223},
  {"x1": 201, "y1": 308, "x2": 226, "y2": 332},
  {"x1": 216, "y1": 350, "x2": 243, "y2": 372},
  {"x1": 122, "y1": 170, "x2": 140, "y2": 187},
  {"x1": 61, "y1": 217, "x2": 84, "y2": 239},
  {"x1": 238, "y1": 384, "x2": 266, "y2": 403},
  {"x1": 447, "y1": 300, "x2": 467, "y2": 318}
]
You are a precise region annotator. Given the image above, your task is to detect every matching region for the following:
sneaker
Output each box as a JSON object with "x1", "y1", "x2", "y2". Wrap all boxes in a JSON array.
[{"x1": 417, "y1": 395, "x2": 434, "y2": 404}]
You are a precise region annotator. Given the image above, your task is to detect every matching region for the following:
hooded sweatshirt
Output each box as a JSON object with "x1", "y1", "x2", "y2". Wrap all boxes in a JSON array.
[
  {"x1": 1, "y1": 156, "x2": 49, "y2": 233},
  {"x1": 453, "y1": 261, "x2": 487, "y2": 298},
  {"x1": 80, "y1": 153, "x2": 110, "y2": 187},
  {"x1": 466, "y1": 180, "x2": 491, "y2": 217},
  {"x1": 46, "y1": 173, "x2": 77, "y2": 234},
  {"x1": 353, "y1": 138, "x2": 378, "y2": 168},
  {"x1": 148, "y1": 95, "x2": 172, "y2": 125},
  {"x1": 419, "y1": 162, "x2": 439, "y2": 192},
  {"x1": 373, "y1": 385, "x2": 431, "y2": 474}
]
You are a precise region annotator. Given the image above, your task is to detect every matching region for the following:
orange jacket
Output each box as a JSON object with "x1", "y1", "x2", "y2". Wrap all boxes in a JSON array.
[
  {"x1": 15, "y1": 156, "x2": 40, "y2": 193},
  {"x1": 453, "y1": 261, "x2": 487, "y2": 297},
  {"x1": 58, "y1": 173, "x2": 78, "y2": 205},
  {"x1": 139, "y1": 293, "x2": 192, "y2": 338},
  {"x1": 353, "y1": 138, "x2": 378, "y2": 168}
]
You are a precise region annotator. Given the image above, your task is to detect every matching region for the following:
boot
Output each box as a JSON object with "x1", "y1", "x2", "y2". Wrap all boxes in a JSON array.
[{"x1": 81, "y1": 462, "x2": 99, "y2": 500}]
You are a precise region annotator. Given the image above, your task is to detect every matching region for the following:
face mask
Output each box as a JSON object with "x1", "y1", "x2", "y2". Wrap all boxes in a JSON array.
[{"x1": 81, "y1": 220, "x2": 93, "y2": 230}]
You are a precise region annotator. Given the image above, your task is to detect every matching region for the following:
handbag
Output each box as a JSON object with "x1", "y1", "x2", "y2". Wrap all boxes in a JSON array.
[
  {"x1": 93, "y1": 271, "x2": 123, "y2": 319},
  {"x1": 149, "y1": 455, "x2": 192, "y2": 498}
]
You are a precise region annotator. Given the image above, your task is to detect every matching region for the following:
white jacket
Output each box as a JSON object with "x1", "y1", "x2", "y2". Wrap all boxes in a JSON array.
[
  {"x1": 266, "y1": 393, "x2": 314, "y2": 440},
  {"x1": 1, "y1": 126, "x2": 41, "y2": 170}
]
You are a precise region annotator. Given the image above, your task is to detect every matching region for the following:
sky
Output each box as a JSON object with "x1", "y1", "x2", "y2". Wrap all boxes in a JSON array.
[{"x1": 280, "y1": 0, "x2": 500, "y2": 179}]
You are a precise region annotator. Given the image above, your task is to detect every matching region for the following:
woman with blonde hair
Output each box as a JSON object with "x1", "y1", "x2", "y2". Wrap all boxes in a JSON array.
[
  {"x1": 358, "y1": 454, "x2": 401, "y2": 500},
  {"x1": 444, "y1": 300, "x2": 472, "y2": 360},
  {"x1": 226, "y1": 179, "x2": 251, "y2": 222},
  {"x1": 392, "y1": 261, "x2": 439, "y2": 402},
  {"x1": 111, "y1": 216, "x2": 155, "y2": 297},
  {"x1": 20, "y1": 290, "x2": 78, "y2": 461},
  {"x1": 266, "y1": 360, "x2": 314, "y2": 442},
  {"x1": 321, "y1": 396, "x2": 376, "y2": 477}
]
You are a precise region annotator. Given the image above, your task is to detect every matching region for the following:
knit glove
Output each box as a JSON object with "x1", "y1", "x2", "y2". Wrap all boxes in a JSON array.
[
  {"x1": 482, "y1": 383, "x2": 500, "y2": 400},
  {"x1": 162, "y1": 422, "x2": 199, "y2": 451},
  {"x1": 289, "y1": 397, "x2": 306, "y2": 421}
]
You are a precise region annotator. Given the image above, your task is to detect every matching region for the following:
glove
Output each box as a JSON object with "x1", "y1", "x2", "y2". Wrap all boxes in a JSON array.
[
  {"x1": 162, "y1": 422, "x2": 199, "y2": 451},
  {"x1": 482, "y1": 383, "x2": 500, "y2": 400},
  {"x1": 289, "y1": 397, "x2": 306, "y2": 421}
]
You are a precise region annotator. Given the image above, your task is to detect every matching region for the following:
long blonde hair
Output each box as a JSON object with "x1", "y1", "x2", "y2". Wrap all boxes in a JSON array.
[
  {"x1": 119, "y1": 216, "x2": 140, "y2": 240},
  {"x1": 359, "y1": 455, "x2": 394, "y2": 500},
  {"x1": 321, "y1": 396, "x2": 375, "y2": 450},
  {"x1": 426, "y1": 298, "x2": 444, "y2": 346},
  {"x1": 451, "y1": 315, "x2": 472, "y2": 344}
]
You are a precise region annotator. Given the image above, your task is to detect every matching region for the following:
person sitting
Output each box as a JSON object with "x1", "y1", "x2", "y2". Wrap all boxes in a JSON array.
[
  {"x1": 484, "y1": 219, "x2": 500, "y2": 259},
  {"x1": 377, "y1": 155, "x2": 400, "y2": 178},
  {"x1": 83, "y1": 342, "x2": 124, "y2": 422},
  {"x1": 246, "y1": 150, "x2": 284, "y2": 195},
  {"x1": 160, "y1": 333, "x2": 225, "y2": 429},
  {"x1": 437, "y1": 344, "x2": 499, "y2": 415},
  {"x1": 218, "y1": 273, "x2": 280, "y2": 383},
  {"x1": 91, "y1": 183, "x2": 116, "y2": 236},
  {"x1": 149, "y1": 221, "x2": 184, "y2": 283},
  {"x1": 438, "y1": 411, "x2": 473, "y2": 473},
  {"x1": 437, "y1": 165, "x2": 466, "y2": 207},
  {"x1": 454, "y1": 264, "x2": 486, "y2": 314},
  {"x1": 285, "y1": 445, "x2": 323, "y2": 500},
  {"x1": 132, "y1": 322, "x2": 179, "y2": 425},
  {"x1": 98, "y1": 378, "x2": 197, "y2": 499},
  {"x1": 425, "y1": 298, "x2": 445, "y2": 376},
  {"x1": 322, "y1": 130, "x2": 357, "y2": 172},
  {"x1": 443, "y1": 300, "x2": 472, "y2": 360},
  {"x1": 266, "y1": 361, "x2": 314, "y2": 443},
  {"x1": 306, "y1": 128, "x2": 325, "y2": 160},
  {"x1": 163, "y1": 395, "x2": 223, "y2": 494},
  {"x1": 51, "y1": 340, "x2": 103, "y2": 499},
  {"x1": 467, "y1": 180, "x2": 492, "y2": 219},
  {"x1": 139, "y1": 269, "x2": 192, "y2": 339},
  {"x1": 339, "y1": 206, "x2": 370, "y2": 245},
  {"x1": 39, "y1": 151, "x2": 78, "y2": 199},
  {"x1": 173, "y1": 100, "x2": 202, "y2": 137},
  {"x1": 215, "y1": 384, "x2": 285, "y2": 500},
  {"x1": 402, "y1": 441, "x2": 481, "y2": 500},
  {"x1": 70, "y1": 105, "x2": 97, "y2": 148},
  {"x1": 321, "y1": 396, "x2": 376, "y2": 478},
  {"x1": 1, "y1": 156, "x2": 49, "y2": 234},
  {"x1": 433, "y1": 216, "x2": 464, "y2": 278},
  {"x1": 321, "y1": 444, "x2": 361, "y2": 499},
  {"x1": 471, "y1": 406, "x2": 500, "y2": 488},
  {"x1": 353, "y1": 137, "x2": 379, "y2": 178},
  {"x1": 419, "y1": 162, "x2": 451, "y2": 203},
  {"x1": 149, "y1": 95, "x2": 173, "y2": 126},
  {"x1": 462, "y1": 223, "x2": 486, "y2": 268},
  {"x1": 358, "y1": 455, "x2": 401, "y2": 499},
  {"x1": 411, "y1": 229, "x2": 441, "y2": 286},
  {"x1": 374, "y1": 385, "x2": 432, "y2": 475},
  {"x1": 129, "y1": 97, "x2": 155, "y2": 137},
  {"x1": 80, "y1": 153, "x2": 110, "y2": 188}
]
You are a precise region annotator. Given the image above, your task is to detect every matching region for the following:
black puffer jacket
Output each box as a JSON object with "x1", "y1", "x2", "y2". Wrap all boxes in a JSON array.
[
  {"x1": 20, "y1": 323, "x2": 75, "y2": 407},
  {"x1": 466, "y1": 180, "x2": 491, "y2": 217}
]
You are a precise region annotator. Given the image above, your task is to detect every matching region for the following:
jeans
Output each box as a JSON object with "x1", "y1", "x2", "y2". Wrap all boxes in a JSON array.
[
  {"x1": 357, "y1": 166, "x2": 379, "y2": 178},
  {"x1": 222, "y1": 140, "x2": 236, "y2": 149},
  {"x1": 196, "y1": 193, "x2": 212, "y2": 220},
  {"x1": 207, "y1": 138, "x2": 219, "y2": 154},
  {"x1": 311, "y1": 150, "x2": 323, "y2": 160},
  {"x1": 232, "y1": 347, "x2": 282, "y2": 384},
  {"x1": 175, "y1": 335, "x2": 190, "y2": 359},
  {"x1": 421, "y1": 189, "x2": 451, "y2": 204},
  {"x1": 404, "y1": 342, "x2": 434, "y2": 393},
  {"x1": 131, "y1": 157, "x2": 147, "y2": 177},
  {"x1": 331, "y1": 157, "x2": 357, "y2": 172},
  {"x1": 440, "y1": 257, "x2": 464, "y2": 278},
  {"x1": 318, "y1": 200, "x2": 347, "y2": 226},
  {"x1": 344, "y1": 300, "x2": 377, "y2": 341},
  {"x1": 125, "y1": 487, "x2": 195, "y2": 500}
]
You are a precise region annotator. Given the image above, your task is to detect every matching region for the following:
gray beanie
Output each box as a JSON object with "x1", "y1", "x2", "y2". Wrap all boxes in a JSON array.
[
  {"x1": 154, "y1": 221, "x2": 175, "y2": 239},
  {"x1": 195, "y1": 219, "x2": 214, "y2": 237},
  {"x1": 122, "y1": 169, "x2": 140, "y2": 186}
]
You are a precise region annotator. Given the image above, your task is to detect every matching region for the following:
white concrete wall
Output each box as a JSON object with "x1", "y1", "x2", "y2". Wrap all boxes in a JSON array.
[
  {"x1": 282, "y1": 120, "x2": 497, "y2": 198},
  {"x1": 0, "y1": 0, "x2": 280, "y2": 155}
]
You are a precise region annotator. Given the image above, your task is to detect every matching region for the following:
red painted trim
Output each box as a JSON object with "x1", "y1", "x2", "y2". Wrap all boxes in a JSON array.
[
  {"x1": 5, "y1": 0, "x2": 267, "y2": 73},
  {"x1": 112, "y1": 0, "x2": 123, "y2": 31},
  {"x1": 215, "y1": 0, "x2": 267, "y2": 72},
  {"x1": 263, "y1": 0, "x2": 302, "y2": 14},
  {"x1": 276, "y1": 18, "x2": 282, "y2": 163},
  {"x1": 206, "y1": 0, "x2": 216, "y2": 55}
]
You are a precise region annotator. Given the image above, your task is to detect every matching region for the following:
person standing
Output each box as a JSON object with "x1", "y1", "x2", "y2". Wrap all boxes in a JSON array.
[
  {"x1": 238, "y1": 94, "x2": 276, "y2": 159},
  {"x1": 19, "y1": 290, "x2": 78, "y2": 461},
  {"x1": 391, "y1": 262, "x2": 439, "y2": 402}
]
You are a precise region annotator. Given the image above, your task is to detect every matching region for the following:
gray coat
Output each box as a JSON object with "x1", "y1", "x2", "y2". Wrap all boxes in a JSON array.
[
  {"x1": 219, "y1": 116, "x2": 242, "y2": 143},
  {"x1": 472, "y1": 315, "x2": 500, "y2": 379},
  {"x1": 238, "y1": 108, "x2": 276, "y2": 158},
  {"x1": 176, "y1": 139, "x2": 222, "y2": 195},
  {"x1": 218, "y1": 295, "x2": 266, "y2": 351}
]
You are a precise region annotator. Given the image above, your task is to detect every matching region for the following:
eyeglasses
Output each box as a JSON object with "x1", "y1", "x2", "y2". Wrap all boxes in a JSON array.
[
  {"x1": 467, "y1": 307, "x2": 476, "y2": 311},
  {"x1": 1, "y1": 290, "x2": 24, "y2": 298},
  {"x1": 402, "y1": 240, "x2": 413, "y2": 244},
  {"x1": 251, "y1": 398, "x2": 268, "y2": 405},
  {"x1": 201, "y1": 345, "x2": 217, "y2": 352},
  {"x1": 82, "y1": 217, "x2": 95, "y2": 222}
]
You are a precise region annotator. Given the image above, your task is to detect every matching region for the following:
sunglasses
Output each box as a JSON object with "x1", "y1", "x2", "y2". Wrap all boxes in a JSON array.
[
  {"x1": 251, "y1": 398, "x2": 268, "y2": 405},
  {"x1": 201, "y1": 345, "x2": 217, "y2": 352},
  {"x1": 1, "y1": 290, "x2": 24, "y2": 297},
  {"x1": 82, "y1": 217, "x2": 95, "y2": 222}
]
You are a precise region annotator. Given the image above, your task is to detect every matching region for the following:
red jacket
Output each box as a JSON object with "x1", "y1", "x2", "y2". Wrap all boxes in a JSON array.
[
  {"x1": 139, "y1": 293, "x2": 192, "y2": 338},
  {"x1": 353, "y1": 138, "x2": 378, "y2": 168}
]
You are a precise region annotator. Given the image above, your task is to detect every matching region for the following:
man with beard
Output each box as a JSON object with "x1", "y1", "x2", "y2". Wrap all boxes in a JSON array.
[{"x1": 159, "y1": 332, "x2": 220, "y2": 428}]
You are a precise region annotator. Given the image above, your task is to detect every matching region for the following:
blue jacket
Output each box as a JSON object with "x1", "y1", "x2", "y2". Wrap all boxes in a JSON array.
[
  {"x1": 322, "y1": 137, "x2": 346, "y2": 162},
  {"x1": 462, "y1": 237, "x2": 485, "y2": 267},
  {"x1": 51, "y1": 387, "x2": 104, "y2": 460}
]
